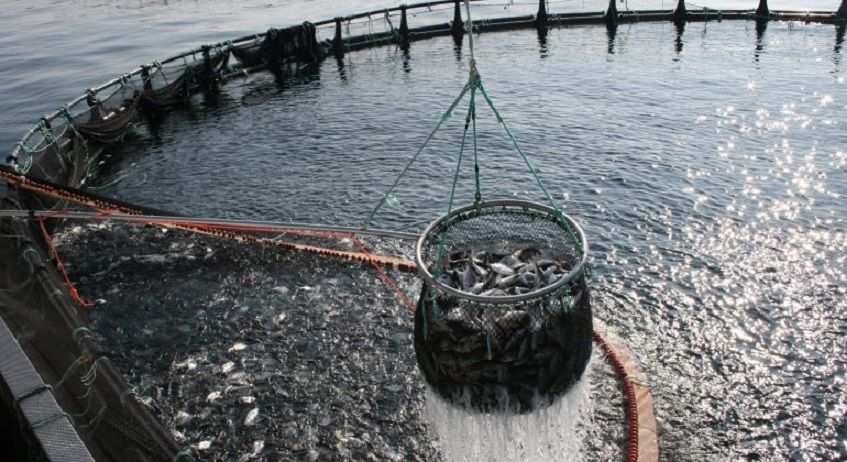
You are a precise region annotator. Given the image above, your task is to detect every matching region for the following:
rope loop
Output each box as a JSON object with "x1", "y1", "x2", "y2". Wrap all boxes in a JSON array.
[
  {"x1": 172, "y1": 449, "x2": 195, "y2": 461},
  {"x1": 73, "y1": 326, "x2": 95, "y2": 344},
  {"x1": 14, "y1": 384, "x2": 53, "y2": 407},
  {"x1": 31, "y1": 411, "x2": 75, "y2": 429},
  {"x1": 38, "y1": 120, "x2": 55, "y2": 143}
]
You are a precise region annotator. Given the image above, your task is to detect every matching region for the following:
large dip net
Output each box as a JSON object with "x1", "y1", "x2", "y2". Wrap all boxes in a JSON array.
[
  {"x1": 356, "y1": 0, "x2": 596, "y2": 414},
  {"x1": 414, "y1": 200, "x2": 592, "y2": 413}
]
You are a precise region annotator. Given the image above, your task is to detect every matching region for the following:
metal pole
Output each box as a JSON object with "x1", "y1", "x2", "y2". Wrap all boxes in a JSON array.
[
  {"x1": 674, "y1": 0, "x2": 687, "y2": 26},
  {"x1": 0, "y1": 210, "x2": 420, "y2": 241},
  {"x1": 605, "y1": 0, "x2": 618, "y2": 29},
  {"x1": 537, "y1": 0, "x2": 549, "y2": 29},
  {"x1": 452, "y1": 0, "x2": 464, "y2": 38},
  {"x1": 400, "y1": 5, "x2": 410, "y2": 43},
  {"x1": 333, "y1": 18, "x2": 344, "y2": 58},
  {"x1": 756, "y1": 0, "x2": 769, "y2": 18}
]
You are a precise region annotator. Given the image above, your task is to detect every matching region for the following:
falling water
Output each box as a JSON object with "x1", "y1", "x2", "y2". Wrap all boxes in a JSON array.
[{"x1": 425, "y1": 367, "x2": 592, "y2": 461}]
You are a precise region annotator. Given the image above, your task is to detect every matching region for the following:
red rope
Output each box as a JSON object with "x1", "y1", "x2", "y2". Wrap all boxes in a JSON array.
[
  {"x1": 8, "y1": 169, "x2": 645, "y2": 458},
  {"x1": 351, "y1": 236, "x2": 416, "y2": 313},
  {"x1": 37, "y1": 218, "x2": 95, "y2": 308},
  {"x1": 593, "y1": 331, "x2": 639, "y2": 462}
]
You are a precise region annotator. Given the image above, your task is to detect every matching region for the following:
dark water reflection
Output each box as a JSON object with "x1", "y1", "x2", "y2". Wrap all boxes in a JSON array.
[{"x1": 89, "y1": 21, "x2": 846, "y2": 460}]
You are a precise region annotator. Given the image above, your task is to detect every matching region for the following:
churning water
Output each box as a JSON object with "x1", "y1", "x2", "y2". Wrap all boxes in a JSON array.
[
  {"x1": 425, "y1": 378, "x2": 591, "y2": 461},
  {"x1": 51, "y1": 16, "x2": 846, "y2": 462}
]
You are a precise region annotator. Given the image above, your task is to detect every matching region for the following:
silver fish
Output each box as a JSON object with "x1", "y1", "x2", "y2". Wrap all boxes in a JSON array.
[
  {"x1": 496, "y1": 274, "x2": 518, "y2": 289},
  {"x1": 489, "y1": 262, "x2": 515, "y2": 276},
  {"x1": 244, "y1": 407, "x2": 259, "y2": 426},
  {"x1": 470, "y1": 281, "x2": 486, "y2": 294},
  {"x1": 461, "y1": 264, "x2": 476, "y2": 290},
  {"x1": 471, "y1": 261, "x2": 488, "y2": 278}
]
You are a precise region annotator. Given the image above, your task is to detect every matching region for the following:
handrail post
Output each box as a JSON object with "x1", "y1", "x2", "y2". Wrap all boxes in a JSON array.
[
  {"x1": 140, "y1": 65, "x2": 154, "y2": 93},
  {"x1": 400, "y1": 5, "x2": 410, "y2": 43},
  {"x1": 756, "y1": 0, "x2": 769, "y2": 18},
  {"x1": 201, "y1": 45, "x2": 217, "y2": 93},
  {"x1": 604, "y1": 0, "x2": 618, "y2": 29},
  {"x1": 673, "y1": 0, "x2": 687, "y2": 26},
  {"x1": 333, "y1": 18, "x2": 344, "y2": 58},
  {"x1": 537, "y1": 0, "x2": 549, "y2": 29},
  {"x1": 451, "y1": 0, "x2": 464, "y2": 39}
]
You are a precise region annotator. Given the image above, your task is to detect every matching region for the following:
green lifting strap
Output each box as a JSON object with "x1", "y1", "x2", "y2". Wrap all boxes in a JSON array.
[{"x1": 365, "y1": 0, "x2": 583, "y2": 254}]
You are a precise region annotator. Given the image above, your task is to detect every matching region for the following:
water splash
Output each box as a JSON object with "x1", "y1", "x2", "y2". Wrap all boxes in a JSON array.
[{"x1": 425, "y1": 371, "x2": 592, "y2": 462}]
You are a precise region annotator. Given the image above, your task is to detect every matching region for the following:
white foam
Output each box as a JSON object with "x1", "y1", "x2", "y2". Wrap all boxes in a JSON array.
[{"x1": 425, "y1": 365, "x2": 593, "y2": 462}]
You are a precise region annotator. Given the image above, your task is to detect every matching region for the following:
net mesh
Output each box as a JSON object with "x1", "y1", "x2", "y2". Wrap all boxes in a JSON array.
[{"x1": 414, "y1": 201, "x2": 592, "y2": 413}]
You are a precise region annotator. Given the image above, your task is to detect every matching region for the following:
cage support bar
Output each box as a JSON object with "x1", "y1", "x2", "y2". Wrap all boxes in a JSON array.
[{"x1": 0, "y1": 210, "x2": 419, "y2": 241}]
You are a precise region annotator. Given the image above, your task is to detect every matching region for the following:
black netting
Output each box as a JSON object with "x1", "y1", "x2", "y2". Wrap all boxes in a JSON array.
[
  {"x1": 413, "y1": 201, "x2": 592, "y2": 413},
  {"x1": 0, "y1": 217, "x2": 183, "y2": 461}
]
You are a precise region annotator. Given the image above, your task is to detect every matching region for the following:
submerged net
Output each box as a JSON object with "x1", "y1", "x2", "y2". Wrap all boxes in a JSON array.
[{"x1": 414, "y1": 200, "x2": 592, "y2": 413}]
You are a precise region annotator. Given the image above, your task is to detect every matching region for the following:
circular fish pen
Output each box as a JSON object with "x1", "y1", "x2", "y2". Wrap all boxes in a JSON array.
[{"x1": 2, "y1": 0, "x2": 846, "y2": 461}]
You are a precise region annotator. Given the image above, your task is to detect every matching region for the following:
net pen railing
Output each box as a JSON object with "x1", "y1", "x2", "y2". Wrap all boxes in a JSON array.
[{"x1": 7, "y1": 0, "x2": 845, "y2": 176}]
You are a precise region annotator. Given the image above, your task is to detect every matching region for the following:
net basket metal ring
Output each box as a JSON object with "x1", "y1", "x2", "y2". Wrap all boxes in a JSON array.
[{"x1": 415, "y1": 200, "x2": 589, "y2": 305}]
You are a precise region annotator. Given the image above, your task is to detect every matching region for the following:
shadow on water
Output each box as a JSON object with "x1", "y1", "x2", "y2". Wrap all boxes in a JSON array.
[
  {"x1": 674, "y1": 22, "x2": 685, "y2": 58},
  {"x1": 402, "y1": 42, "x2": 412, "y2": 74},
  {"x1": 834, "y1": 23, "x2": 845, "y2": 70},
  {"x1": 606, "y1": 24, "x2": 617, "y2": 55},
  {"x1": 240, "y1": 62, "x2": 323, "y2": 107},
  {"x1": 537, "y1": 27, "x2": 549, "y2": 59},
  {"x1": 335, "y1": 55, "x2": 347, "y2": 82},
  {"x1": 453, "y1": 33, "x2": 463, "y2": 62},
  {"x1": 754, "y1": 19, "x2": 768, "y2": 63}
]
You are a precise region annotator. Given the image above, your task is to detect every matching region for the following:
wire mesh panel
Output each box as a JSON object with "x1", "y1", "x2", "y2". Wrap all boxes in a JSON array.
[{"x1": 414, "y1": 200, "x2": 592, "y2": 413}]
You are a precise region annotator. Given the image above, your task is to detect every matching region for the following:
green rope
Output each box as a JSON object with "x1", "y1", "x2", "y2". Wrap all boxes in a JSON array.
[
  {"x1": 173, "y1": 449, "x2": 194, "y2": 461},
  {"x1": 31, "y1": 412, "x2": 74, "y2": 429},
  {"x1": 362, "y1": 79, "x2": 474, "y2": 229},
  {"x1": 59, "y1": 106, "x2": 88, "y2": 157},
  {"x1": 10, "y1": 142, "x2": 30, "y2": 173},
  {"x1": 422, "y1": 295, "x2": 429, "y2": 340},
  {"x1": 46, "y1": 286, "x2": 64, "y2": 301},
  {"x1": 426, "y1": 90, "x2": 478, "y2": 340},
  {"x1": 470, "y1": 87, "x2": 482, "y2": 204},
  {"x1": 120, "y1": 388, "x2": 137, "y2": 406},
  {"x1": 437, "y1": 88, "x2": 474, "y2": 259},
  {"x1": 14, "y1": 384, "x2": 53, "y2": 407},
  {"x1": 53, "y1": 355, "x2": 87, "y2": 390},
  {"x1": 72, "y1": 326, "x2": 95, "y2": 344},
  {"x1": 476, "y1": 80, "x2": 584, "y2": 253},
  {"x1": 69, "y1": 387, "x2": 99, "y2": 420},
  {"x1": 38, "y1": 120, "x2": 54, "y2": 145},
  {"x1": 21, "y1": 246, "x2": 40, "y2": 264},
  {"x1": 485, "y1": 330, "x2": 492, "y2": 360}
]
